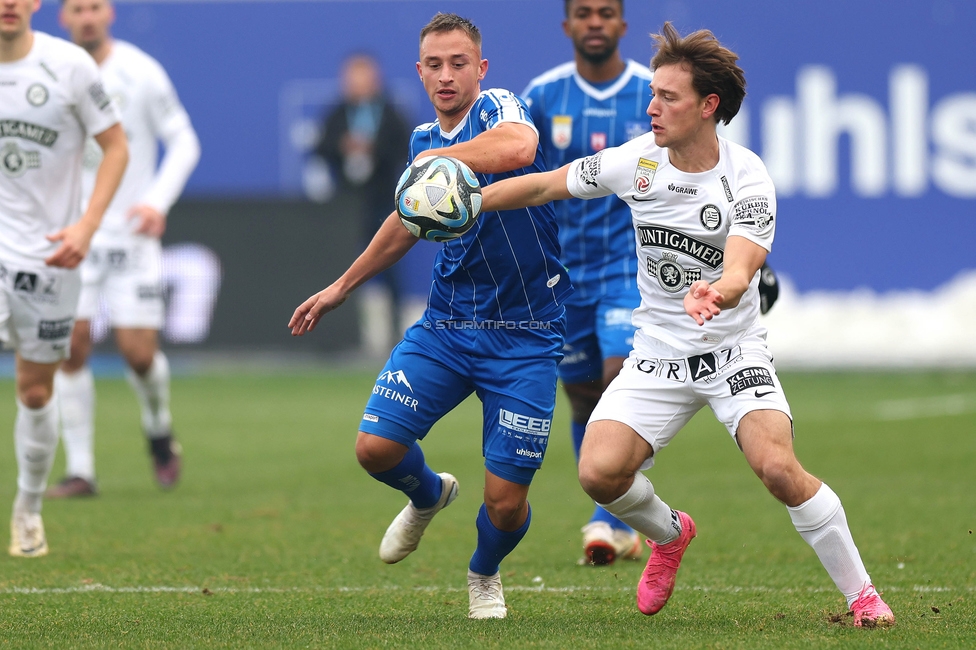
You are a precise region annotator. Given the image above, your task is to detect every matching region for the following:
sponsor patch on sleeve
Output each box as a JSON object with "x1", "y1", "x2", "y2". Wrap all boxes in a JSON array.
[
  {"x1": 577, "y1": 151, "x2": 604, "y2": 187},
  {"x1": 88, "y1": 82, "x2": 112, "y2": 110},
  {"x1": 730, "y1": 195, "x2": 774, "y2": 235}
]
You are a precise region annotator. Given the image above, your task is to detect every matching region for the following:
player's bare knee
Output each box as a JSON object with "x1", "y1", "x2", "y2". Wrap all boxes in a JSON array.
[
  {"x1": 577, "y1": 460, "x2": 620, "y2": 504},
  {"x1": 19, "y1": 384, "x2": 53, "y2": 410},
  {"x1": 755, "y1": 457, "x2": 805, "y2": 501},
  {"x1": 484, "y1": 495, "x2": 526, "y2": 531},
  {"x1": 354, "y1": 433, "x2": 405, "y2": 473},
  {"x1": 126, "y1": 351, "x2": 155, "y2": 376}
]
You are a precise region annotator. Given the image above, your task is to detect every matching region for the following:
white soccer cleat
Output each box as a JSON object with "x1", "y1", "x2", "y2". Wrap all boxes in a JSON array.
[
  {"x1": 9, "y1": 511, "x2": 48, "y2": 558},
  {"x1": 612, "y1": 527, "x2": 644, "y2": 561},
  {"x1": 379, "y1": 472, "x2": 458, "y2": 564},
  {"x1": 580, "y1": 521, "x2": 618, "y2": 566},
  {"x1": 467, "y1": 570, "x2": 507, "y2": 619}
]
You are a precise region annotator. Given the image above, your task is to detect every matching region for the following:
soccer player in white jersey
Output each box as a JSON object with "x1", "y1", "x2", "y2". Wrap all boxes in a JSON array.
[
  {"x1": 46, "y1": 0, "x2": 200, "y2": 496},
  {"x1": 0, "y1": 0, "x2": 127, "y2": 556},
  {"x1": 480, "y1": 22, "x2": 895, "y2": 627}
]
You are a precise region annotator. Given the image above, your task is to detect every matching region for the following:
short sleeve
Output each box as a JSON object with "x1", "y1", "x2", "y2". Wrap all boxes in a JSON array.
[
  {"x1": 478, "y1": 88, "x2": 538, "y2": 136},
  {"x1": 727, "y1": 176, "x2": 776, "y2": 252},
  {"x1": 70, "y1": 54, "x2": 120, "y2": 136},
  {"x1": 565, "y1": 146, "x2": 632, "y2": 200}
]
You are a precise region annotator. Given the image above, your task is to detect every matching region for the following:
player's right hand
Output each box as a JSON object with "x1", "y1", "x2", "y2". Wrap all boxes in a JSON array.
[
  {"x1": 684, "y1": 280, "x2": 723, "y2": 326},
  {"x1": 44, "y1": 222, "x2": 94, "y2": 269},
  {"x1": 289, "y1": 285, "x2": 348, "y2": 336}
]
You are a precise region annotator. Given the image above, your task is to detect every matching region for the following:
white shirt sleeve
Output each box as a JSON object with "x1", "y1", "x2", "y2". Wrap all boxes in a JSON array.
[
  {"x1": 140, "y1": 64, "x2": 200, "y2": 214},
  {"x1": 70, "y1": 54, "x2": 121, "y2": 137},
  {"x1": 727, "y1": 176, "x2": 776, "y2": 252},
  {"x1": 565, "y1": 148, "x2": 626, "y2": 200}
]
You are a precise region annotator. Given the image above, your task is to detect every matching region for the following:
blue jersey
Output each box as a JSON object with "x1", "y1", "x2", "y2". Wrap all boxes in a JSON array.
[
  {"x1": 409, "y1": 88, "x2": 571, "y2": 324},
  {"x1": 523, "y1": 60, "x2": 652, "y2": 301}
]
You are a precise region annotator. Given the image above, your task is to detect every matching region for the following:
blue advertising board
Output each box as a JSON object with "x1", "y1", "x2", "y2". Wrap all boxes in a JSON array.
[{"x1": 30, "y1": 0, "x2": 975, "y2": 293}]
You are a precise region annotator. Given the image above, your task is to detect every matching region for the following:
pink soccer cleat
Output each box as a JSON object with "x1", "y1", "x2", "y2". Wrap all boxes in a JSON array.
[
  {"x1": 637, "y1": 510, "x2": 696, "y2": 615},
  {"x1": 850, "y1": 584, "x2": 895, "y2": 628}
]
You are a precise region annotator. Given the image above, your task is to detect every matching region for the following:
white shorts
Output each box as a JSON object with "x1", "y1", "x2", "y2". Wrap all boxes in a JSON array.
[
  {"x1": 590, "y1": 331, "x2": 792, "y2": 470},
  {"x1": 76, "y1": 236, "x2": 164, "y2": 329},
  {"x1": 0, "y1": 259, "x2": 81, "y2": 364}
]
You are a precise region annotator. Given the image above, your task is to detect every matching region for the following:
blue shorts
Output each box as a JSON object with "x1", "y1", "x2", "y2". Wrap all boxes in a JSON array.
[
  {"x1": 558, "y1": 285, "x2": 640, "y2": 384},
  {"x1": 359, "y1": 314, "x2": 565, "y2": 485}
]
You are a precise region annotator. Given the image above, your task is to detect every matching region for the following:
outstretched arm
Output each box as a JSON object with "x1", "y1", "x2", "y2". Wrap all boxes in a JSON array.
[
  {"x1": 420, "y1": 122, "x2": 539, "y2": 174},
  {"x1": 684, "y1": 235, "x2": 767, "y2": 325},
  {"x1": 480, "y1": 164, "x2": 573, "y2": 213},
  {"x1": 289, "y1": 212, "x2": 417, "y2": 336}
]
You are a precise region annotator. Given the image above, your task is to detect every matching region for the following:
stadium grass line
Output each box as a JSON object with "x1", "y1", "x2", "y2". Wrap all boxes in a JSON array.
[{"x1": 3, "y1": 583, "x2": 971, "y2": 595}]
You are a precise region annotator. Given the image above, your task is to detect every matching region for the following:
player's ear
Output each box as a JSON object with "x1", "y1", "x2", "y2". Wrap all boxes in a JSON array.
[
  {"x1": 416, "y1": 61, "x2": 423, "y2": 81},
  {"x1": 478, "y1": 59, "x2": 488, "y2": 81},
  {"x1": 701, "y1": 93, "x2": 720, "y2": 121}
]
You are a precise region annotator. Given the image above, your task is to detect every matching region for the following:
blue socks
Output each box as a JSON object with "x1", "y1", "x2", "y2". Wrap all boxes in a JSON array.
[
  {"x1": 469, "y1": 503, "x2": 531, "y2": 576},
  {"x1": 368, "y1": 443, "x2": 443, "y2": 509},
  {"x1": 573, "y1": 420, "x2": 634, "y2": 534},
  {"x1": 571, "y1": 420, "x2": 586, "y2": 460}
]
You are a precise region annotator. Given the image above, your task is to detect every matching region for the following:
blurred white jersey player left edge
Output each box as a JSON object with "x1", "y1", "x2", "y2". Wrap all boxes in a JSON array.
[
  {"x1": 1, "y1": 0, "x2": 127, "y2": 559},
  {"x1": 51, "y1": 0, "x2": 200, "y2": 498}
]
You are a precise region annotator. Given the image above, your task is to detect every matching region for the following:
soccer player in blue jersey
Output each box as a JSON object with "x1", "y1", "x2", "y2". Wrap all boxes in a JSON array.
[
  {"x1": 290, "y1": 13, "x2": 571, "y2": 619},
  {"x1": 522, "y1": 0, "x2": 649, "y2": 567}
]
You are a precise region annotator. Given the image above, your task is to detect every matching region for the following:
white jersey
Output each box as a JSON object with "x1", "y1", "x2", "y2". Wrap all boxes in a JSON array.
[
  {"x1": 82, "y1": 40, "x2": 197, "y2": 238},
  {"x1": 0, "y1": 31, "x2": 120, "y2": 266},
  {"x1": 567, "y1": 135, "x2": 776, "y2": 355}
]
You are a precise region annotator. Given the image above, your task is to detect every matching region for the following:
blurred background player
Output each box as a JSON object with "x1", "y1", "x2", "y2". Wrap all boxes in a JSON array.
[
  {"x1": 291, "y1": 13, "x2": 571, "y2": 619},
  {"x1": 48, "y1": 0, "x2": 200, "y2": 497},
  {"x1": 0, "y1": 0, "x2": 127, "y2": 555},
  {"x1": 524, "y1": 0, "x2": 779, "y2": 566},
  {"x1": 522, "y1": 0, "x2": 649, "y2": 566},
  {"x1": 313, "y1": 53, "x2": 411, "y2": 358},
  {"x1": 480, "y1": 21, "x2": 894, "y2": 628}
]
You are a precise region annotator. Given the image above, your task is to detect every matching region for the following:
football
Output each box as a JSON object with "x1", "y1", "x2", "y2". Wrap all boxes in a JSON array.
[{"x1": 395, "y1": 156, "x2": 482, "y2": 242}]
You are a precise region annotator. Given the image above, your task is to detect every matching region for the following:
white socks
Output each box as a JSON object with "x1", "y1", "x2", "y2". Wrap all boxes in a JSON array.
[
  {"x1": 14, "y1": 398, "x2": 59, "y2": 515},
  {"x1": 788, "y1": 483, "x2": 872, "y2": 606},
  {"x1": 55, "y1": 367, "x2": 96, "y2": 481},
  {"x1": 598, "y1": 472, "x2": 679, "y2": 544},
  {"x1": 126, "y1": 350, "x2": 172, "y2": 439}
]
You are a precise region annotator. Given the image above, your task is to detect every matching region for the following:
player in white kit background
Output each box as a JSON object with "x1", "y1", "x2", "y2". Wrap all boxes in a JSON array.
[
  {"x1": 0, "y1": 0, "x2": 128, "y2": 556},
  {"x1": 479, "y1": 22, "x2": 895, "y2": 627},
  {"x1": 47, "y1": 0, "x2": 200, "y2": 497}
]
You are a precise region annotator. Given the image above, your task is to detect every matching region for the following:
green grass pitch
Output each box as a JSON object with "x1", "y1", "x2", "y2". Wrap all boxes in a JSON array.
[{"x1": 0, "y1": 368, "x2": 973, "y2": 648}]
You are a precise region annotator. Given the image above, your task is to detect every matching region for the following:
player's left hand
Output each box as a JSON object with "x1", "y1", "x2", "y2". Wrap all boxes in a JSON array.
[
  {"x1": 44, "y1": 221, "x2": 93, "y2": 269},
  {"x1": 128, "y1": 204, "x2": 167, "y2": 238},
  {"x1": 684, "y1": 280, "x2": 724, "y2": 326},
  {"x1": 289, "y1": 284, "x2": 349, "y2": 336}
]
